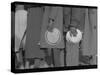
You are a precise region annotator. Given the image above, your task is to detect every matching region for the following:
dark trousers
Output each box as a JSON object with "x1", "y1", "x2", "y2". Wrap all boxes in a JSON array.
[{"x1": 43, "y1": 48, "x2": 61, "y2": 67}]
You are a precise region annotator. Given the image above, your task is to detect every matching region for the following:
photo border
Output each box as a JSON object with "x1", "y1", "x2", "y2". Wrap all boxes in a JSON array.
[{"x1": 11, "y1": 1, "x2": 97, "y2": 73}]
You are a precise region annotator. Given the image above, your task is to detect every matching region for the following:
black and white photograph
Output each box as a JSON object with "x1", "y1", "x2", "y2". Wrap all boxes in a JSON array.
[{"x1": 11, "y1": 1, "x2": 97, "y2": 73}]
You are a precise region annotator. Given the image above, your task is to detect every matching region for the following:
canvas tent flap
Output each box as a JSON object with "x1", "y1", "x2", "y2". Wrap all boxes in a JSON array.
[
  {"x1": 25, "y1": 7, "x2": 45, "y2": 58},
  {"x1": 40, "y1": 6, "x2": 64, "y2": 48},
  {"x1": 15, "y1": 9, "x2": 27, "y2": 52},
  {"x1": 81, "y1": 8, "x2": 97, "y2": 56}
]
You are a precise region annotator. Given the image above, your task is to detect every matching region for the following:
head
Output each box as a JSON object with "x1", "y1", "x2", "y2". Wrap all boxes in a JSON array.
[{"x1": 68, "y1": 25, "x2": 77, "y2": 36}]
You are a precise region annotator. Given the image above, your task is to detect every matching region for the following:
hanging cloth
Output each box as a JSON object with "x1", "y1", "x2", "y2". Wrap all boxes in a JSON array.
[
  {"x1": 81, "y1": 8, "x2": 97, "y2": 56},
  {"x1": 71, "y1": 8, "x2": 85, "y2": 31},
  {"x1": 81, "y1": 9, "x2": 92, "y2": 56},
  {"x1": 63, "y1": 7, "x2": 71, "y2": 32},
  {"x1": 15, "y1": 8, "x2": 27, "y2": 52},
  {"x1": 88, "y1": 8, "x2": 97, "y2": 56},
  {"x1": 40, "y1": 6, "x2": 64, "y2": 48},
  {"x1": 25, "y1": 7, "x2": 45, "y2": 59}
]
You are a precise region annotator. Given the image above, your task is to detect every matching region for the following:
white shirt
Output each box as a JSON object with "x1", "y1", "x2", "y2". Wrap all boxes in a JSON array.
[{"x1": 66, "y1": 29, "x2": 82, "y2": 43}]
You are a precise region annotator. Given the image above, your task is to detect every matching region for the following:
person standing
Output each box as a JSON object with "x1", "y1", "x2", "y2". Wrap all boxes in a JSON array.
[
  {"x1": 40, "y1": 6, "x2": 64, "y2": 67},
  {"x1": 64, "y1": 7, "x2": 85, "y2": 66}
]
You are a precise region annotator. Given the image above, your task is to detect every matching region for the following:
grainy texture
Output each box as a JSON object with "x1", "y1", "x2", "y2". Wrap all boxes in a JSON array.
[
  {"x1": 25, "y1": 7, "x2": 45, "y2": 58},
  {"x1": 40, "y1": 6, "x2": 64, "y2": 48},
  {"x1": 81, "y1": 8, "x2": 97, "y2": 56},
  {"x1": 66, "y1": 42, "x2": 79, "y2": 66}
]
